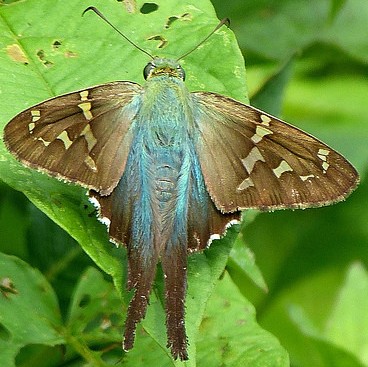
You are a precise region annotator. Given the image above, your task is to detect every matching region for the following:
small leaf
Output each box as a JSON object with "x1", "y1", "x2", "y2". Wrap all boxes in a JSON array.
[
  {"x1": 324, "y1": 263, "x2": 368, "y2": 365},
  {"x1": 228, "y1": 232, "x2": 268, "y2": 292},
  {"x1": 0, "y1": 253, "x2": 63, "y2": 367},
  {"x1": 197, "y1": 272, "x2": 289, "y2": 366}
]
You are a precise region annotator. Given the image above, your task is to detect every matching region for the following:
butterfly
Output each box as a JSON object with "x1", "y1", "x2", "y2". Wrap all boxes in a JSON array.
[{"x1": 3, "y1": 7, "x2": 359, "y2": 361}]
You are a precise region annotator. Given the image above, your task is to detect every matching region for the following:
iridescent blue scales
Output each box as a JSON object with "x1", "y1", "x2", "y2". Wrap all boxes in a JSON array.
[{"x1": 4, "y1": 58, "x2": 359, "y2": 360}]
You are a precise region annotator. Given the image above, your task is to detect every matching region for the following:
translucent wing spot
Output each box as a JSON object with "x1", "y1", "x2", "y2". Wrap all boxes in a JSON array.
[
  {"x1": 260, "y1": 114, "x2": 271, "y2": 126},
  {"x1": 251, "y1": 125, "x2": 273, "y2": 143},
  {"x1": 300, "y1": 174, "x2": 315, "y2": 181},
  {"x1": 317, "y1": 148, "x2": 330, "y2": 173},
  {"x1": 31, "y1": 110, "x2": 41, "y2": 121},
  {"x1": 322, "y1": 162, "x2": 330, "y2": 172},
  {"x1": 237, "y1": 176, "x2": 254, "y2": 191},
  {"x1": 57, "y1": 130, "x2": 73, "y2": 149},
  {"x1": 318, "y1": 148, "x2": 330, "y2": 156},
  {"x1": 273, "y1": 160, "x2": 293, "y2": 178},
  {"x1": 84, "y1": 155, "x2": 98, "y2": 171},
  {"x1": 79, "y1": 90, "x2": 89, "y2": 101},
  {"x1": 30, "y1": 110, "x2": 40, "y2": 133},
  {"x1": 241, "y1": 146, "x2": 266, "y2": 173},
  {"x1": 78, "y1": 102, "x2": 93, "y2": 120},
  {"x1": 81, "y1": 125, "x2": 97, "y2": 151},
  {"x1": 38, "y1": 137, "x2": 51, "y2": 147},
  {"x1": 29, "y1": 122, "x2": 35, "y2": 133}
]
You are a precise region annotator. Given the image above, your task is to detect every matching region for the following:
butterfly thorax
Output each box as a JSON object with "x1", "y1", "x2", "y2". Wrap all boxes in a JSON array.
[{"x1": 139, "y1": 69, "x2": 193, "y2": 148}]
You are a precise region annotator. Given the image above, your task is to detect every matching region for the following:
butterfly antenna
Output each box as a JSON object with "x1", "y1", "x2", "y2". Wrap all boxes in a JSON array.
[
  {"x1": 83, "y1": 6, "x2": 154, "y2": 59},
  {"x1": 176, "y1": 18, "x2": 230, "y2": 61}
]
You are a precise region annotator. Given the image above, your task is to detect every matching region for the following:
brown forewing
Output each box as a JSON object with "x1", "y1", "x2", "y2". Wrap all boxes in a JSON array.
[
  {"x1": 4, "y1": 81, "x2": 142, "y2": 195},
  {"x1": 193, "y1": 92, "x2": 359, "y2": 212}
]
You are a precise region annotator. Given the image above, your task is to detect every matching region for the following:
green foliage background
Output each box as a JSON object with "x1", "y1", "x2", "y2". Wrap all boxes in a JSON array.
[{"x1": 0, "y1": 0, "x2": 367, "y2": 366}]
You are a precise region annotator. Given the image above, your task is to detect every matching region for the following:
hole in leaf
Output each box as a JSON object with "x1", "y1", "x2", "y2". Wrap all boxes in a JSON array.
[
  {"x1": 79, "y1": 294, "x2": 91, "y2": 307},
  {"x1": 140, "y1": 2, "x2": 158, "y2": 14},
  {"x1": 147, "y1": 35, "x2": 167, "y2": 49},
  {"x1": 165, "y1": 13, "x2": 191, "y2": 29},
  {"x1": 36, "y1": 49, "x2": 53, "y2": 68},
  {"x1": 0, "y1": 323, "x2": 11, "y2": 341},
  {"x1": 83, "y1": 313, "x2": 106, "y2": 333},
  {"x1": 52, "y1": 40, "x2": 62, "y2": 49}
]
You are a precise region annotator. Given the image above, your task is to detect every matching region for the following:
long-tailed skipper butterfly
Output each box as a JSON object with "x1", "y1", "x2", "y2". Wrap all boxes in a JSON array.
[{"x1": 3, "y1": 7, "x2": 359, "y2": 361}]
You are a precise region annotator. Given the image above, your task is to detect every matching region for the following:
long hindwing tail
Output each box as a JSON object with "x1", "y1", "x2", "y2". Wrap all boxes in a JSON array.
[
  {"x1": 90, "y1": 178, "x2": 160, "y2": 354},
  {"x1": 4, "y1": 82, "x2": 142, "y2": 195},
  {"x1": 193, "y1": 92, "x2": 359, "y2": 212},
  {"x1": 161, "y1": 241, "x2": 188, "y2": 360}
]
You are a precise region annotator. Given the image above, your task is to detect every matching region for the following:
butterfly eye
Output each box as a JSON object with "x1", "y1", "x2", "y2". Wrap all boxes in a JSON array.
[{"x1": 143, "y1": 62, "x2": 155, "y2": 80}]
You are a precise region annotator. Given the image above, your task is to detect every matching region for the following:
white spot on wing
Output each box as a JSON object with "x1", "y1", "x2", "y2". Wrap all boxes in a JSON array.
[
  {"x1": 84, "y1": 155, "x2": 98, "y2": 171},
  {"x1": 79, "y1": 90, "x2": 89, "y2": 101},
  {"x1": 38, "y1": 137, "x2": 51, "y2": 146},
  {"x1": 57, "y1": 130, "x2": 73, "y2": 149},
  {"x1": 251, "y1": 125, "x2": 273, "y2": 143},
  {"x1": 273, "y1": 160, "x2": 293, "y2": 178},
  {"x1": 81, "y1": 124, "x2": 97, "y2": 151},
  {"x1": 237, "y1": 176, "x2": 254, "y2": 191},
  {"x1": 260, "y1": 114, "x2": 271, "y2": 126},
  {"x1": 78, "y1": 102, "x2": 93, "y2": 120},
  {"x1": 322, "y1": 161, "x2": 330, "y2": 172},
  {"x1": 300, "y1": 174, "x2": 315, "y2": 181},
  {"x1": 31, "y1": 110, "x2": 40, "y2": 122},
  {"x1": 317, "y1": 148, "x2": 330, "y2": 173},
  {"x1": 318, "y1": 148, "x2": 330, "y2": 156},
  {"x1": 241, "y1": 146, "x2": 265, "y2": 174}
]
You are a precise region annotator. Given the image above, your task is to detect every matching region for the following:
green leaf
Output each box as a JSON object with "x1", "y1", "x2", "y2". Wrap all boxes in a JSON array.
[
  {"x1": 197, "y1": 272, "x2": 289, "y2": 366},
  {"x1": 0, "y1": 253, "x2": 63, "y2": 367},
  {"x1": 328, "y1": 0, "x2": 348, "y2": 22},
  {"x1": 66, "y1": 267, "x2": 122, "y2": 344},
  {"x1": 227, "y1": 217, "x2": 268, "y2": 292},
  {"x1": 324, "y1": 263, "x2": 368, "y2": 365},
  {"x1": 250, "y1": 57, "x2": 295, "y2": 117},
  {"x1": 288, "y1": 305, "x2": 366, "y2": 367}
]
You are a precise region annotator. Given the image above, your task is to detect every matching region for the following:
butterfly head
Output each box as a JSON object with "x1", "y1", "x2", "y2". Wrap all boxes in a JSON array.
[{"x1": 143, "y1": 58, "x2": 185, "y2": 81}]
